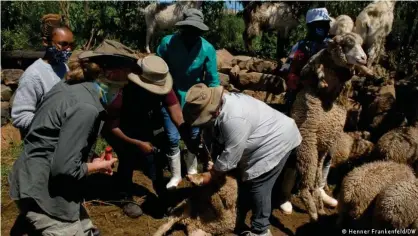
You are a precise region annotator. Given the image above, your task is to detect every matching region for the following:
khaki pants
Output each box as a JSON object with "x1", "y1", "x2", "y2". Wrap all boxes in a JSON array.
[{"x1": 13, "y1": 200, "x2": 94, "y2": 236}]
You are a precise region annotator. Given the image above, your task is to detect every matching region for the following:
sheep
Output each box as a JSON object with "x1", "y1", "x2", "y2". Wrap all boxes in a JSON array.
[
  {"x1": 290, "y1": 32, "x2": 368, "y2": 221},
  {"x1": 373, "y1": 179, "x2": 418, "y2": 230},
  {"x1": 329, "y1": 15, "x2": 354, "y2": 36},
  {"x1": 354, "y1": 0, "x2": 396, "y2": 68},
  {"x1": 374, "y1": 125, "x2": 418, "y2": 173},
  {"x1": 153, "y1": 174, "x2": 237, "y2": 236},
  {"x1": 330, "y1": 131, "x2": 374, "y2": 168},
  {"x1": 337, "y1": 161, "x2": 416, "y2": 229},
  {"x1": 242, "y1": 1, "x2": 299, "y2": 58},
  {"x1": 139, "y1": 1, "x2": 202, "y2": 54}
]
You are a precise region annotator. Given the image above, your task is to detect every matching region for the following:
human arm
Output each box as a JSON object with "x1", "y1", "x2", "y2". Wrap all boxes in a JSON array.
[
  {"x1": 110, "y1": 127, "x2": 154, "y2": 154},
  {"x1": 203, "y1": 45, "x2": 221, "y2": 88},
  {"x1": 11, "y1": 73, "x2": 43, "y2": 131},
  {"x1": 50, "y1": 103, "x2": 114, "y2": 179},
  {"x1": 213, "y1": 118, "x2": 252, "y2": 173}
]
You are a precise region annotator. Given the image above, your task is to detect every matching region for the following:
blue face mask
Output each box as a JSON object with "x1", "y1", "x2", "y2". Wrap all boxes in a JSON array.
[
  {"x1": 315, "y1": 28, "x2": 326, "y2": 37},
  {"x1": 46, "y1": 46, "x2": 72, "y2": 64},
  {"x1": 93, "y1": 76, "x2": 126, "y2": 106}
]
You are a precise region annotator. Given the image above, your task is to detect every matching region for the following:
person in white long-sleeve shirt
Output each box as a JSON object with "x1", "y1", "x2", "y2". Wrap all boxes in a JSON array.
[
  {"x1": 182, "y1": 83, "x2": 302, "y2": 236},
  {"x1": 11, "y1": 14, "x2": 74, "y2": 137}
]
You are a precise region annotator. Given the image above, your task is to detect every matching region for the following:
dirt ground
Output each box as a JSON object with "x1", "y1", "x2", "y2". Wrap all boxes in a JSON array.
[
  {"x1": 1, "y1": 124, "x2": 340, "y2": 236},
  {"x1": 1, "y1": 168, "x2": 340, "y2": 236}
]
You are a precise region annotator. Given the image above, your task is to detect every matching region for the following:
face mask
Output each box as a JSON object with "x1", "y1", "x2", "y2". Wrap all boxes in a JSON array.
[
  {"x1": 94, "y1": 76, "x2": 125, "y2": 105},
  {"x1": 315, "y1": 28, "x2": 326, "y2": 37},
  {"x1": 46, "y1": 46, "x2": 72, "y2": 64}
]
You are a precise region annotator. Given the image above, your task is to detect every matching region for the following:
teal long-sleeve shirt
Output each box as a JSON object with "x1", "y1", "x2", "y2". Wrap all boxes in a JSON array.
[{"x1": 156, "y1": 33, "x2": 220, "y2": 107}]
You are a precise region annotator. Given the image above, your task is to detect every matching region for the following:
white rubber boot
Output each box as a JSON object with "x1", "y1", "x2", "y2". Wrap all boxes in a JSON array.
[
  {"x1": 319, "y1": 188, "x2": 338, "y2": 207},
  {"x1": 166, "y1": 152, "x2": 182, "y2": 190},
  {"x1": 184, "y1": 150, "x2": 198, "y2": 175},
  {"x1": 280, "y1": 201, "x2": 293, "y2": 215}
]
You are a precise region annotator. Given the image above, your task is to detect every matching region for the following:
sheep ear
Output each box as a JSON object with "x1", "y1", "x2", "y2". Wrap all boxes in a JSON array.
[{"x1": 333, "y1": 35, "x2": 343, "y2": 44}]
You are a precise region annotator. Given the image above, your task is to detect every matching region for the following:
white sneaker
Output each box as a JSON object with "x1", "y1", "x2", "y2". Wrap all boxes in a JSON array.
[
  {"x1": 280, "y1": 201, "x2": 293, "y2": 215},
  {"x1": 166, "y1": 152, "x2": 182, "y2": 190},
  {"x1": 320, "y1": 188, "x2": 338, "y2": 207}
]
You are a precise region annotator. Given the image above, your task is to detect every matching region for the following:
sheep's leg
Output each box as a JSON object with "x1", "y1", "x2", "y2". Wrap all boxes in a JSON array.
[
  {"x1": 153, "y1": 200, "x2": 190, "y2": 236},
  {"x1": 314, "y1": 152, "x2": 326, "y2": 216},
  {"x1": 189, "y1": 229, "x2": 212, "y2": 236},
  {"x1": 366, "y1": 41, "x2": 379, "y2": 68},
  {"x1": 296, "y1": 138, "x2": 319, "y2": 221},
  {"x1": 145, "y1": 24, "x2": 155, "y2": 54}
]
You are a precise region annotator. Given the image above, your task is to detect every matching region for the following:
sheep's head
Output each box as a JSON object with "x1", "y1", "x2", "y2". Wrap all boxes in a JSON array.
[{"x1": 327, "y1": 32, "x2": 367, "y2": 68}]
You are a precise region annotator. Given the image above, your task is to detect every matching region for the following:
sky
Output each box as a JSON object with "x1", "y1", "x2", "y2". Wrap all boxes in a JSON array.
[{"x1": 158, "y1": 0, "x2": 244, "y2": 11}]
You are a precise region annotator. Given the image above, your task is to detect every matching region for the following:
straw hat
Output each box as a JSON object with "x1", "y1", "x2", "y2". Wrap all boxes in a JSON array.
[
  {"x1": 183, "y1": 83, "x2": 224, "y2": 126},
  {"x1": 127, "y1": 55, "x2": 173, "y2": 95}
]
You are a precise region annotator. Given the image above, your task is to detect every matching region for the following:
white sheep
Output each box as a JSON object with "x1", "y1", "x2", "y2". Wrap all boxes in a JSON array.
[
  {"x1": 242, "y1": 2, "x2": 299, "y2": 57},
  {"x1": 330, "y1": 15, "x2": 354, "y2": 36},
  {"x1": 139, "y1": 1, "x2": 202, "y2": 54},
  {"x1": 354, "y1": 0, "x2": 396, "y2": 68}
]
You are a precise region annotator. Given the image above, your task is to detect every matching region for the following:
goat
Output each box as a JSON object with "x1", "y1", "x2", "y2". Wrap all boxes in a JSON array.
[{"x1": 139, "y1": 1, "x2": 202, "y2": 54}]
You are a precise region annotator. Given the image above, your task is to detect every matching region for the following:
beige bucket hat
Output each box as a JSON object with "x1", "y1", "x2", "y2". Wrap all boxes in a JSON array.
[
  {"x1": 127, "y1": 55, "x2": 173, "y2": 95},
  {"x1": 182, "y1": 83, "x2": 224, "y2": 126}
]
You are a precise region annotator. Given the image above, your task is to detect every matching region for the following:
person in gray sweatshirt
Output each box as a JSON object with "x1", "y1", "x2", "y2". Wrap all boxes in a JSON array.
[{"x1": 11, "y1": 14, "x2": 74, "y2": 137}]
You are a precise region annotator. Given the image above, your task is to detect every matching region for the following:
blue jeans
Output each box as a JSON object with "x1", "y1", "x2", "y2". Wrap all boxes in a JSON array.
[{"x1": 161, "y1": 107, "x2": 200, "y2": 156}]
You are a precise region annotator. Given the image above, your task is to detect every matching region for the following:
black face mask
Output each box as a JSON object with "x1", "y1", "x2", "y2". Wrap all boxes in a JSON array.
[
  {"x1": 307, "y1": 21, "x2": 330, "y2": 41},
  {"x1": 180, "y1": 27, "x2": 202, "y2": 44}
]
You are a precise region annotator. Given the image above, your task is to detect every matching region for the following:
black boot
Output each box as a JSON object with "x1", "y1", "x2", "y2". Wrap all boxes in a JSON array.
[{"x1": 121, "y1": 195, "x2": 143, "y2": 219}]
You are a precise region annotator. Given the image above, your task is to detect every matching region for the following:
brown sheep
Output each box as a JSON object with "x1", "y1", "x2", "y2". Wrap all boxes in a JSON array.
[
  {"x1": 330, "y1": 131, "x2": 374, "y2": 168},
  {"x1": 337, "y1": 161, "x2": 416, "y2": 229},
  {"x1": 153, "y1": 174, "x2": 237, "y2": 236},
  {"x1": 374, "y1": 125, "x2": 418, "y2": 173},
  {"x1": 373, "y1": 179, "x2": 418, "y2": 230},
  {"x1": 291, "y1": 32, "x2": 368, "y2": 221}
]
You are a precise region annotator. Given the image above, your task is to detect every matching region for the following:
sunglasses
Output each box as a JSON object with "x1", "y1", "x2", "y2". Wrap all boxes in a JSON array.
[{"x1": 54, "y1": 41, "x2": 76, "y2": 49}]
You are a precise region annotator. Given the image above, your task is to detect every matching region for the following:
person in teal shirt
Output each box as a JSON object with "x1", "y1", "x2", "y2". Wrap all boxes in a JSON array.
[{"x1": 156, "y1": 8, "x2": 220, "y2": 190}]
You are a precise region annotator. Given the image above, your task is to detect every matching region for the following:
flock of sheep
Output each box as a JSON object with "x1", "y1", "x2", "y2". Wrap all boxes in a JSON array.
[{"x1": 139, "y1": 1, "x2": 418, "y2": 235}]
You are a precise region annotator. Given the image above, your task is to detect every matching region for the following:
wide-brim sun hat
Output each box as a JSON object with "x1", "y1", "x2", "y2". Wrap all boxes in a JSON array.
[
  {"x1": 175, "y1": 8, "x2": 209, "y2": 31},
  {"x1": 306, "y1": 8, "x2": 331, "y2": 24},
  {"x1": 77, "y1": 39, "x2": 139, "y2": 61},
  {"x1": 127, "y1": 55, "x2": 173, "y2": 95},
  {"x1": 183, "y1": 83, "x2": 224, "y2": 126}
]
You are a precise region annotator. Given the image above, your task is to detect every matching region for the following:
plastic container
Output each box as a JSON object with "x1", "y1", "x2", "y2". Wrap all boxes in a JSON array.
[{"x1": 104, "y1": 146, "x2": 113, "y2": 161}]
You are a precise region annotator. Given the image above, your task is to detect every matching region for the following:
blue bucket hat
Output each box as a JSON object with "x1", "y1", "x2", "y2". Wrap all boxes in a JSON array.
[{"x1": 306, "y1": 8, "x2": 331, "y2": 24}]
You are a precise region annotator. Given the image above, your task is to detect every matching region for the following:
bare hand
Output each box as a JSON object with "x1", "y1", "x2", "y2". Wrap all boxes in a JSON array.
[
  {"x1": 206, "y1": 161, "x2": 214, "y2": 171},
  {"x1": 92, "y1": 152, "x2": 118, "y2": 175},
  {"x1": 137, "y1": 141, "x2": 154, "y2": 154},
  {"x1": 186, "y1": 172, "x2": 211, "y2": 186}
]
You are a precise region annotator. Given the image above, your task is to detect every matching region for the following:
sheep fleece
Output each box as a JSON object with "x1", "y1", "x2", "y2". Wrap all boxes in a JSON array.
[
  {"x1": 375, "y1": 126, "x2": 418, "y2": 169},
  {"x1": 373, "y1": 179, "x2": 418, "y2": 230},
  {"x1": 338, "y1": 161, "x2": 416, "y2": 220}
]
